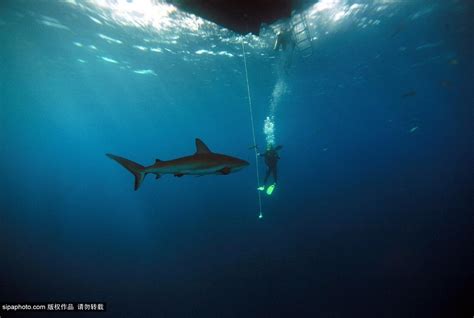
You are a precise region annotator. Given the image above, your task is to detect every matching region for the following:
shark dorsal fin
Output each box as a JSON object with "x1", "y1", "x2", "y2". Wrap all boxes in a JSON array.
[{"x1": 195, "y1": 138, "x2": 212, "y2": 154}]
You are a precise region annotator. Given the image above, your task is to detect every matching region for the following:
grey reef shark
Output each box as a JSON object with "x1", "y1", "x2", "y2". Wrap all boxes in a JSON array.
[{"x1": 107, "y1": 138, "x2": 249, "y2": 190}]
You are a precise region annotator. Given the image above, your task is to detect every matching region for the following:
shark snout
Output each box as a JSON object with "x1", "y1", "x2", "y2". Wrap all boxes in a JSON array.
[
  {"x1": 233, "y1": 159, "x2": 249, "y2": 171},
  {"x1": 238, "y1": 158, "x2": 250, "y2": 167}
]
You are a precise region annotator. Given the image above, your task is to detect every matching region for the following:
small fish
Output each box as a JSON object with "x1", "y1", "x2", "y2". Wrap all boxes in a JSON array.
[
  {"x1": 409, "y1": 126, "x2": 418, "y2": 133},
  {"x1": 401, "y1": 90, "x2": 417, "y2": 98},
  {"x1": 440, "y1": 80, "x2": 452, "y2": 88},
  {"x1": 391, "y1": 23, "x2": 404, "y2": 38}
]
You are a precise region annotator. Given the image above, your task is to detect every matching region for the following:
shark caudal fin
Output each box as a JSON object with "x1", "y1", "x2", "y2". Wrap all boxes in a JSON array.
[{"x1": 106, "y1": 154, "x2": 146, "y2": 191}]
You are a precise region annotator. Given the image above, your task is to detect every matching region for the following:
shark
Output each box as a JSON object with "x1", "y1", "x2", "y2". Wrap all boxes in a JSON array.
[{"x1": 106, "y1": 138, "x2": 249, "y2": 190}]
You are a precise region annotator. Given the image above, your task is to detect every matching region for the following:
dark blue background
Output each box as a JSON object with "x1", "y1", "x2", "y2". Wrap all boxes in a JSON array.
[{"x1": 1, "y1": 0, "x2": 472, "y2": 317}]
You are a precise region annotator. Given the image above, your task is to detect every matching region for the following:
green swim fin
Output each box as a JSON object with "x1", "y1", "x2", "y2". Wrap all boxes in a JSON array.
[{"x1": 266, "y1": 184, "x2": 276, "y2": 195}]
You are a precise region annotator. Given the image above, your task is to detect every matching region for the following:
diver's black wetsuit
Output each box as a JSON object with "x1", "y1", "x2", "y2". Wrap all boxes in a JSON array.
[
  {"x1": 260, "y1": 146, "x2": 281, "y2": 186},
  {"x1": 274, "y1": 30, "x2": 295, "y2": 73},
  {"x1": 274, "y1": 31, "x2": 292, "y2": 51}
]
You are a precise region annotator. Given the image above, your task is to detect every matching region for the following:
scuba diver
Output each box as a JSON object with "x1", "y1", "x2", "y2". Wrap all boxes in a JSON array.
[
  {"x1": 274, "y1": 27, "x2": 293, "y2": 51},
  {"x1": 257, "y1": 144, "x2": 283, "y2": 195},
  {"x1": 273, "y1": 26, "x2": 295, "y2": 73}
]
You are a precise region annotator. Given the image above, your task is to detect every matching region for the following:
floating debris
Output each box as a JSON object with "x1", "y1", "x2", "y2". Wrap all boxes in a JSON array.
[
  {"x1": 133, "y1": 69, "x2": 157, "y2": 76},
  {"x1": 38, "y1": 16, "x2": 70, "y2": 30},
  {"x1": 390, "y1": 23, "x2": 404, "y2": 38},
  {"x1": 440, "y1": 80, "x2": 452, "y2": 88},
  {"x1": 133, "y1": 45, "x2": 148, "y2": 51},
  {"x1": 401, "y1": 90, "x2": 417, "y2": 98},
  {"x1": 89, "y1": 15, "x2": 103, "y2": 25},
  {"x1": 415, "y1": 41, "x2": 443, "y2": 51},
  {"x1": 98, "y1": 33, "x2": 122, "y2": 44},
  {"x1": 195, "y1": 49, "x2": 234, "y2": 57},
  {"x1": 100, "y1": 56, "x2": 119, "y2": 64}
]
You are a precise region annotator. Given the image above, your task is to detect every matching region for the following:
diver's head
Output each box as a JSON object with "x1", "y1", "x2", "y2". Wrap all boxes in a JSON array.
[{"x1": 276, "y1": 25, "x2": 287, "y2": 35}]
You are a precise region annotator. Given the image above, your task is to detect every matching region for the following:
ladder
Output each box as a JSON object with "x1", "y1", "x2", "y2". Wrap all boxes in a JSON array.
[{"x1": 290, "y1": 11, "x2": 313, "y2": 58}]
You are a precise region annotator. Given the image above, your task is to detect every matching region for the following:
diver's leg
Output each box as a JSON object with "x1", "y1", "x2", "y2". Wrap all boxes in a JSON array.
[
  {"x1": 263, "y1": 168, "x2": 271, "y2": 185},
  {"x1": 265, "y1": 167, "x2": 277, "y2": 195},
  {"x1": 258, "y1": 168, "x2": 272, "y2": 191}
]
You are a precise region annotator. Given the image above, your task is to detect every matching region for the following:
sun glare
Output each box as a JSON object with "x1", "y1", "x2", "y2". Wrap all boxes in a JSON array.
[{"x1": 66, "y1": 0, "x2": 206, "y2": 33}]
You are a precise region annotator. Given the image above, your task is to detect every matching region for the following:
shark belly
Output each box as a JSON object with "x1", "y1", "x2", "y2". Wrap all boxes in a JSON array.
[{"x1": 145, "y1": 159, "x2": 224, "y2": 176}]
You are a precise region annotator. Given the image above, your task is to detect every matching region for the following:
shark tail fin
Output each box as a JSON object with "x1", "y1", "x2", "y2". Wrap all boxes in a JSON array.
[{"x1": 106, "y1": 154, "x2": 146, "y2": 191}]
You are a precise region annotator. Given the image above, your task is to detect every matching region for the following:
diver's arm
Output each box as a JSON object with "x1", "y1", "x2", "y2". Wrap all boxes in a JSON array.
[{"x1": 274, "y1": 32, "x2": 282, "y2": 50}]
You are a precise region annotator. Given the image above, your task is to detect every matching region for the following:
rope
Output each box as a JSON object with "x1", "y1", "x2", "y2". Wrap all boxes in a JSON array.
[{"x1": 241, "y1": 40, "x2": 263, "y2": 219}]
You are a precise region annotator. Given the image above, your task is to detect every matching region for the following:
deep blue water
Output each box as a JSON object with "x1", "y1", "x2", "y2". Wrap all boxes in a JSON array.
[{"x1": 1, "y1": 0, "x2": 473, "y2": 317}]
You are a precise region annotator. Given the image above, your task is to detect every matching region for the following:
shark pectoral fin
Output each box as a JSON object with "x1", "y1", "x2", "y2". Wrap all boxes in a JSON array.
[
  {"x1": 174, "y1": 173, "x2": 184, "y2": 177},
  {"x1": 219, "y1": 167, "x2": 231, "y2": 175}
]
